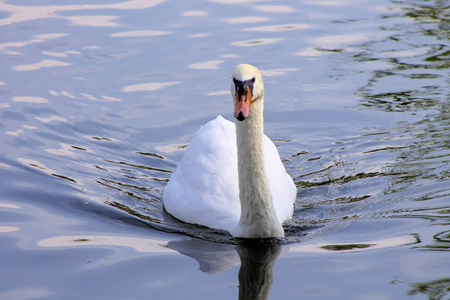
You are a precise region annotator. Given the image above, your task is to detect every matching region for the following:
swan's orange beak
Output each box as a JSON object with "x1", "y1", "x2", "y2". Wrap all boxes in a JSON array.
[{"x1": 234, "y1": 86, "x2": 252, "y2": 121}]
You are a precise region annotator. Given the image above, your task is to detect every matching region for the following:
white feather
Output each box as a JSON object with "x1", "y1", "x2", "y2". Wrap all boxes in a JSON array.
[{"x1": 163, "y1": 115, "x2": 296, "y2": 234}]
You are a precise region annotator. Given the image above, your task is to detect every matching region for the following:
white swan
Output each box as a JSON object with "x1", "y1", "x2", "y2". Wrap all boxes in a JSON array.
[{"x1": 163, "y1": 64, "x2": 296, "y2": 238}]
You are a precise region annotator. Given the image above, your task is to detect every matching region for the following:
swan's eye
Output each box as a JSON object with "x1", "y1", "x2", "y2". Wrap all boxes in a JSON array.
[{"x1": 233, "y1": 78, "x2": 254, "y2": 97}]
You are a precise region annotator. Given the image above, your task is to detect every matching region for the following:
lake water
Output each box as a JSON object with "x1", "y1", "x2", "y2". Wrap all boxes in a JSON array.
[{"x1": 0, "y1": 0, "x2": 449, "y2": 299}]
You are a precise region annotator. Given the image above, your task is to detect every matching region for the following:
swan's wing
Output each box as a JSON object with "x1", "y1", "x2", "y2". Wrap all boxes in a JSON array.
[
  {"x1": 263, "y1": 136, "x2": 297, "y2": 223},
  {"x1": 164, "y1": 116, "x2": 296, "y2": 231},
  {"x1": 163, "y1": 116, "x2": 240, "y2": 232}
]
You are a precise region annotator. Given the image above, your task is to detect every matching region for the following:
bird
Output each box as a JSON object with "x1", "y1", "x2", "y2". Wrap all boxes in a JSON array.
[{"x1": 163, "y1": 64, "x2": 296, "y2": 238}]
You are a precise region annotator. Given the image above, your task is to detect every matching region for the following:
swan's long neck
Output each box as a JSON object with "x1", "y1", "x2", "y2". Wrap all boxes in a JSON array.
[{"x1": 235, "y1": 99, "x2": 284, "y2": 238}]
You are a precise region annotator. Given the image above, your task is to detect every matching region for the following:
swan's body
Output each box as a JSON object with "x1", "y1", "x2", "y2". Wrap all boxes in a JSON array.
[{"x1": 163, "y1": 64, "x2": 296, "y2": 238}]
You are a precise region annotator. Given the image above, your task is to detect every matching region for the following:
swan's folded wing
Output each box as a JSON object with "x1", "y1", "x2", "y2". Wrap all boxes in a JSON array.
[
  {"x1": 163, "y1": 116, "x2": 240, "y2": 233},
  {"x1": 263, "y1": 135, "x2": 296, "y2": 223}
]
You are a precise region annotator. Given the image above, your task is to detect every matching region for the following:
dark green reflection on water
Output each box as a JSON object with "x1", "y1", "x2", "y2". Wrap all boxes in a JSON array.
[
  {"x1": 350, "y1": 0, "x2": 450, "y2": 224},
  {"x1": 408, "y1": 277, "x2": 450, "y2": 300},
  {"x1": 384, "y1": 103, "x2": 449, "y2": 196},
  {"x1": 352, "y1": 4, "x2": 450, "y2": 298},
  {"x1": 356, "y1": 0, "x2": 449, "y2": 113},
  {"x1": 416, "y1": 230, "x2": 450, "y2": 251}
]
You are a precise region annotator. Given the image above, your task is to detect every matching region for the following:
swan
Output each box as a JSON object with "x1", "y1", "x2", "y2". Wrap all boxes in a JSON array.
[{"x1": 163, "y1": 64, "x2": 296, "y2": 238}]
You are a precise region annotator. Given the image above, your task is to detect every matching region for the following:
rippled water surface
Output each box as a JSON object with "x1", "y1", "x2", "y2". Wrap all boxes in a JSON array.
[{"x1": 1, "y1": 0, "x2": 449, "y2": 299}]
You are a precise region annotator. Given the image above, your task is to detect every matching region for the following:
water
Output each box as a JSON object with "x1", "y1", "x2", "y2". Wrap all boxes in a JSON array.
[{"x1": 0, "y1": 0, "x2": 449, "y2": 299}]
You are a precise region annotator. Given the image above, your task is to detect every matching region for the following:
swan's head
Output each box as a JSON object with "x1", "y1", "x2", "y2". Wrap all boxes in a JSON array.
[{"x1": 231, "y1": 64, "x2": 264, "y2": 121}]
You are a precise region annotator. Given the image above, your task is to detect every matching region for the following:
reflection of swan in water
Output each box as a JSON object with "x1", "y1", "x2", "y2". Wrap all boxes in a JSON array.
[
  {"x1": 37, "y1": 234, "x2": 418, "y2": 300},
  {"x1": 166, "y1": 235, "x2": 418, "y2": 300},
  {"x1": 168, "y1": 239, "x2": 281, "y2": 300},
  {"x1": 167, "y1": 239, "x2": 240, "y2": 273},
  {"x1": 163, "y1": 64, "x2": 296, "y2": 238},
  {"x1": 236, "y1": 243, "x2": 281, "y2": 300}
]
